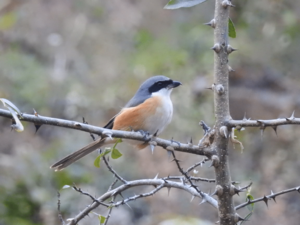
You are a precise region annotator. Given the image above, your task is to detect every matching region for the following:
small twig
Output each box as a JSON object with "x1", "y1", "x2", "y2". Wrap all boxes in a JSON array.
[
  {"x1": 108, "y1": 178, "x2": 119, "y2": 191},
  {"x1": 186, "y1": 158, "x2": 210, "y2": 173},
  {"x1": 235, "y1": 186, "x2": 300, "y2": 210},
  {"x1": 171, "y1": 151, "x2": 205, "y2": 198},
  {"x1": 104, "y1": 196, "x2": 115, "y2": 225},
  {"x1": 165, "y1": 175, "x2": 216, "y2": 183},
  {"x1": 82, "y1": 117, "x2": 96, "y2": 141},
  {"x1": 72, "y1": 185, "x2": 110, "y2": 207},
  {"x1": 103, "y1": 156, "x2": 127, "y2": 184},
  {"x1": 57, "y1": 191, "x2": 65, "y2": 225}
]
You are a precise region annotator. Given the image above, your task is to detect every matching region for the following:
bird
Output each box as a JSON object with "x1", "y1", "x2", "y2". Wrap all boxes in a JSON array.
[{"x1": 50, "y1": 75, "x2": 181, "y2": 171}]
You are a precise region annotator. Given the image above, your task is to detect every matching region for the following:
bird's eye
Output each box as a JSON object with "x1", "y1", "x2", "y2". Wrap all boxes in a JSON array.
[{"x1": 157, "y1": 82, "x2": 163, "y2": 86}]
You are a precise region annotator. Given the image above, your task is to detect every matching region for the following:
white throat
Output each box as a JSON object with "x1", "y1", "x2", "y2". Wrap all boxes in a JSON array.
[{"x1": 151, "y1": 88, "x2": 173, "y2": 98}]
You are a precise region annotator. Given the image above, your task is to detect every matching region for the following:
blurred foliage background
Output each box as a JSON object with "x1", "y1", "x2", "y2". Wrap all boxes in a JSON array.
[{"x1": 0, "y1": 0, "x2": 300, "y2": 224}]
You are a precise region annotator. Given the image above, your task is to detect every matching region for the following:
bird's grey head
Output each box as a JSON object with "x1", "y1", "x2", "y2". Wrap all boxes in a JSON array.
[{"x1": 125, "y1": 75, "x2": 181, "y2": 108}]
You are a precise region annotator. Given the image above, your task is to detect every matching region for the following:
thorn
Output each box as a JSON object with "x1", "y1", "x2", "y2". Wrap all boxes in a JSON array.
[
  {"x1": 124, "y1": 202, "x2": 132, "y2": 210},
  {"x1": 263, "y1": 196, "x2": 269, "y2": 207},
  {"x1": 270, "y1": 190, "x2": 276, "y2": 202},
  {"x1": 33, "y1": 108, "x2": 38, "y2": 117},
  {"x1": 167, "y1": 187, "x2": 171, "y2": 196},
  {"x1": 154, "y1": 173, "x2": 159, "y2": 180},
  {"x1": 204, "y1": 19, "x2": 216, "y2": 28},
  {"x1": 228, "y1": 64, "x2": 235, "y2": 72},
  {"x1": 226, "y1": 45, "x2": 237, "y2": 54},
  {"x1": 190, "y1": 195, "x2": 195, "y2": 202},
  {"x1": 286, "y1": 110, "x2": 295, "y2": 121},
  {"x1": 260, "y1": 127, "x2": 265, "y2": 139},
  {"x1": 213, "y1": 185, "x2": 223, "y2": 196},
  {"x1": 167, "y1": 150, "x2": 172, "y2": 160},
  {"x1": 272, "y1": 126, "x2": 278, "y2": 136},
  {"x1": 188, "y1": 137, "x2": 193, "y2": 145},
  {"x1": 291, "y1": 110, "x2": 295, "y2": 119},
  {"x1": 222, "y1": 0, "x2": 235, "y2": 8},
  {"x1": 34, "y1": 124, "x2": 42, "y2": 133},
  {"x1": 219, "y1": 126, "x2": 228, "y2": 138},
  {"x1": 211, "y1": 43, "x2": 221, "y2": 53},
  {"x1": 150, "y1": 144, "x2": 155, "y2": 154},
  {"x1": 243, "y1": 112, "x2": 247, "y2": 120},
  {"x1": 199, "y1": 198, "x2": 207, "y2": 205}
]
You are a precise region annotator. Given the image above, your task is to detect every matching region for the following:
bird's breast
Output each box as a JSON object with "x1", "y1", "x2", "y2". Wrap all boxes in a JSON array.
[{"x1": 143, "y1": 95, "x2": 173, "y2": 135}]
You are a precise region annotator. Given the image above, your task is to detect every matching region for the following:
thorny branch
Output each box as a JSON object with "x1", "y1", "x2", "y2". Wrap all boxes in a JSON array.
[
  {"x1": 0, "y1": 109, "x2": 214, "y2": 157},
  {"x1": 165, "y1": 175, "x2": 216, "y2": 183},
  {"x1": 61, "y1": 143, "x2": 218, "y2": 225},
  {"x1": 227, "y1": 111, "x2": 300, "y2": 129},
  {"x1": 66, "y1": 178, "x2": 218, "y2": 225},
  {"x1": 235, "y1": 186, "x2": 300, "y2": 210}
]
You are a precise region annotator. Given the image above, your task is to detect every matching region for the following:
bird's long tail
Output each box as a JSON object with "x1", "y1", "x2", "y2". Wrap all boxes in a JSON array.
[{"x1": 50, "y1": 138, "x2": 114, "y2": 171}]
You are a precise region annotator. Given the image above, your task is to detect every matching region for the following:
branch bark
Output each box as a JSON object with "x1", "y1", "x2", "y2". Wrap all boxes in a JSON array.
[
  {"x1": 212, "y1": 0, "x2": 236, "y2": 224},
  {"x1": 0, "y1": 108, "x2": 214, "y2": 157}
]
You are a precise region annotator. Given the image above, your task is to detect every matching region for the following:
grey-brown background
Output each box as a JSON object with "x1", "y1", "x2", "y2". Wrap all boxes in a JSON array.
[{"x1": 0, "y1": 0, "x2": 300, "y2": 224}]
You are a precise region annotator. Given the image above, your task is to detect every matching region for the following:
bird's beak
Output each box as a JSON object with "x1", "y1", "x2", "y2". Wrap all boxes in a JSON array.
[{"x1": 170, "y1": 80, "x2": 182, "y2": 89}]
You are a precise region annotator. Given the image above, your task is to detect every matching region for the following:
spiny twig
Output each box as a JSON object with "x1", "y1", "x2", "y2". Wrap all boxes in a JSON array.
[
  {"x1": 235, "y1": 186, "x2": 300, "y2": 210},
  {"x1": 171, "y1": 151, "x2": 205, "y2": 198},
  {"x1": 165, "y1": 175, "x2": 216, "y2": 183},
  {"x1": 227, "y1": 111, "x2": 300, "y2": 129},
  {"x1": 186, "y1": 158, "x2": 210, "y2": 173},
  {"x1": 104, "y1": 196, "x2": 115, "y2": 225},
  {"x1": 72, "y1": 185, "x2": 110, "y2": 207},
  {"x1": 103, "y1": 156, "x2": 127, "y2": 184},
  {"x1": 107, "y1": 178, "x2": 119, "y2": 191}
]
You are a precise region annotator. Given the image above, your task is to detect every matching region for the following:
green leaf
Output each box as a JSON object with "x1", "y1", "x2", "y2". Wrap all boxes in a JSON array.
[
  {"x1": 164, "y1": 0, "x2": 207, "y2": 10},
  {"x1": 111, "y1": 148, "x2": 122, "y2": 159},
  {"x1": 228, "y1": 18, "x2": 236, "y2": 38},
  {"x1": 98, "y1": 215, "x2": 106, "y2": 224},
  {"x1": 0, "y1": 12, "x2": 17, "y2": 30},
  {"x1": 93, "y1": 149, "x2": 111, "y2": 168},
  {"x1": 246, "y1": 194, "x2": 254, "y2": 211}
]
